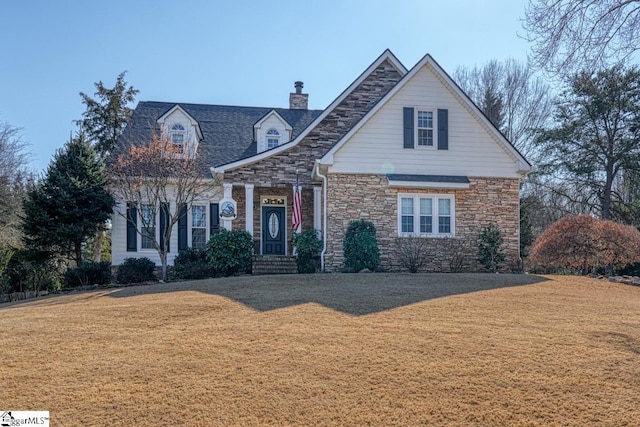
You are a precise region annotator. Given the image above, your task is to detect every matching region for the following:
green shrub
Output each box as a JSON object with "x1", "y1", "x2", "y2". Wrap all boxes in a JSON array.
[
  {"x1": 170, "y1": 248, "x2": 215, "y2": 280},
  {"x1": 63, "y1": 261, "x2": 112, "y2": 288},
  {"x1": 116, "y1": 257, "x2": 156, "y2": 284},
  {"x1": 4, "y1": 248, "x2": 60, "y2": 294},
  {"x1": 292, "y1": 230, "x2": 322, "y2": 273},
  {"x1": 343, "y1": 220, "x2": 380, "y2": 272},
  {"x1": 478, "y1": 224, "x2": 505, "y2": 273},
  {"x1": 207, "y1": 229, "x2": 253, "y2": 276}
]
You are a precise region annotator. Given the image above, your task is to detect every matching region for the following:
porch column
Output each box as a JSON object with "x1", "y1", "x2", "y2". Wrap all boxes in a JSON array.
[
  {"x1": 245, "y1": 184, "x2": 254, "y2": 236},
  {"x1": 222, "y1": 183, "x2": 233, "y2": 230},
  {"x1": 313, "y1": 186, "x2": 322, "y2": 237},
  {"x1": 293, "y1": 184, "x2": 302, "y2": 234}
]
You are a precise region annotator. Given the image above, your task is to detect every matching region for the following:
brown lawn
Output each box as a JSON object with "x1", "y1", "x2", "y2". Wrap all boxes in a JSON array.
[{"x1": 1, "y1": 273, "x2": 639, "y2": 426}]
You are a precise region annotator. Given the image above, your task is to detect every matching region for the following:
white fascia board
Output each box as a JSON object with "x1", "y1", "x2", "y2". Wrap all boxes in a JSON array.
[
  {"x1": 213, "y1": 49, "x2": 408, "y2": 173},
  {"x1": 319, "y1": 54, "x2": 532, "y2": 172},
  {"x1": 387, "y1": 180, "x2": 470, "y2": 189},
  {"x1": 253, "y1": 110, "x2": 293, "y2": 140},
  {"x1": 254, "y1": 110, "x2": 293, "y2": 131}
]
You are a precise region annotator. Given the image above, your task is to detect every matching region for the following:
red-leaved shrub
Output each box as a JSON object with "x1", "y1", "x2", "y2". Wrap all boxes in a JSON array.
[{"x1": 529, "y1": 215, "x2": 640, "y2": 274}]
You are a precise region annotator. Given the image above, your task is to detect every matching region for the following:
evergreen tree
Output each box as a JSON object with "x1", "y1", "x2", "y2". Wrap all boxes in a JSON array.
[
  {"x1": 77, "y1": 71, "x2": 138, "y2": 158},
  {"x1": 77, "y1": 71, "x2": 137, "y2": 261},
  {"x1": 537, "y1": 65, "x2": 640, "y2": 220},
  {"x1": 22, "y1": 135, "x2": 114, "y2": 265}
]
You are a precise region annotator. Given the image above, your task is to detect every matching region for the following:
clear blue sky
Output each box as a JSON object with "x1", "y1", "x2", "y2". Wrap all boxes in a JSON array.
[{"x1": 1, "y1": 0, "x2": 531, "y2": 173}]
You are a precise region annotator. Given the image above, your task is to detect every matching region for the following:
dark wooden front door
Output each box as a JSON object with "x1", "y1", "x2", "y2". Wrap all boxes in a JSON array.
[{"x1": 262, "y1": 206, "x2": 285, "y2": 255}]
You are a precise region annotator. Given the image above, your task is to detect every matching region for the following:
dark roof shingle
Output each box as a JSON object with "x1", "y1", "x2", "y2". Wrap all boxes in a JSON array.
[{"x1": 117, "y1": 101, "x2": 322, "y2": 174}]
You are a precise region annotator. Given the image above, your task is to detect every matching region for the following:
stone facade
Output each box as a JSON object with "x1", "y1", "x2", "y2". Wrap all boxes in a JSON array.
[
  {"x1": 221, "y1": 59, "x2": 403, "y2": 254},
  {"x1": 222, "y1": 59, "x2": 403, "y2": 191},
  {"x1": 324, "y1": 174, "x2": 521, "y2": 272}
]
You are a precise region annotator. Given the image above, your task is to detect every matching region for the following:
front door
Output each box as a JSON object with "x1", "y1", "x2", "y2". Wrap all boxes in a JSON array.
[{"x1": 262, "y1": 206, "x2": 286, "y2": 255}]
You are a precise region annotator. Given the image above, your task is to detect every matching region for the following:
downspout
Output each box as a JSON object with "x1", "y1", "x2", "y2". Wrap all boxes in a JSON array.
[{"x1": 314, "y1": 160, "x2": 328, "y2": 271}]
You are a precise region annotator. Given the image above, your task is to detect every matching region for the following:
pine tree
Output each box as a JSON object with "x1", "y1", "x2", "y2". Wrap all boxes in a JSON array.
[
  {"x1": 77, "y1": 71, "x2": 138, "y2": 158},
  {"x1": 22, "y1": 135, "x2": 114, "y2": 265}
]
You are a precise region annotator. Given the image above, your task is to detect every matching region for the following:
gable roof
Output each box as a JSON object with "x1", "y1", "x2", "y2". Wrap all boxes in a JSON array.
[
  {"x1": 156, "y1": 104, "x2": 204, "y2": 140},
  {"x1": 212, "y1": 49, "x2": 408, "y2": 173},
  {"x1": 117, "y1": 101, "x2": 322, "y2": 170},
  {"x1": 318, "y1": 53, "x2": 532, "y2": 174}
]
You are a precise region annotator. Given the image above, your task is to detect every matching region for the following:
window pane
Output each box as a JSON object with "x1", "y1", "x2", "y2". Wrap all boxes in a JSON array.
[
  {"x1": 439, "y1": 217, "x2": 451, "y2": 233},
  {"x1": 418, "y1": 111, "x2": 432, "y2": 127},
  {"x1": 267, "y1": 138, "x2": 279, "y2": 149},
  {"x1": 420, "y1": 216, "x2": 432, "y2": 233},
  {"x1": 402, "y1": 215, "x2": 414, "y2": 233},
  {"x1": 420, "y1": 198, "x2": 432, "y2": 214},
  {"x1": 401, "y1": 198, "x2": 413, "y2": 215},
  {"x1": 142, "y1": 227, "x2": 155, "y2": 249},
  {"x1": 192, "y1": 205, "x2": 206, "y2": 228},
  {"x1": 171, "y1": 133, "x2": 184, "y2": 143},
  {"x1": 141, "y1": 205, "x2": 154, "y2": 224},
  {"x1": 438, "y1": 199, "x2": 451, "y2": 215},
  {"x1": 418, "y1": 129, "x2": 433, "y2": 146},
  {"x1": 192, "y1": 229, "x2": 206, "y2": 250}
]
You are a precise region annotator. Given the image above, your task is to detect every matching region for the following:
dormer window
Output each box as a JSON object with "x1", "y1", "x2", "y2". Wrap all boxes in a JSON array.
[
  {"x1": 170, "y1": 124, "x2": 186, "y2": 153},
  {"x1": 266, "y1": 129, "x2": 280, "y2": 149}
]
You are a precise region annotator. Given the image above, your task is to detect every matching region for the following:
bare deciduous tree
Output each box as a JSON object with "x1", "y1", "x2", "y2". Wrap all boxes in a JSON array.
[
  {"x1": 523, "y1": 0, "x2": 640, "y2": 74},
  {"x1": 0, "y1": 121, "x2": 30, "y2": 246},
  {"x1": 453, "y1": 59, "x2": 554, "y2": 160},
  {"x1": 109, "y1": 133, "x2": 219, "y2": 281}
]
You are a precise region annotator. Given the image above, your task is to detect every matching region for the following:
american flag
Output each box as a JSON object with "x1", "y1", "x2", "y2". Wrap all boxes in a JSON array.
[{"x1": 292, "y1": 186, "x2": 302, "y2": 230}]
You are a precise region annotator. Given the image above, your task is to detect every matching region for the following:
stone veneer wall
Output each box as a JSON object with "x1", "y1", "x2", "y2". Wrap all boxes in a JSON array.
[
  {"x1": 222, "y1": 59, "x2": 403, "y2": 191},
  {"x1": 324, "y1": 174, "x2": 521, "y2": 272}
]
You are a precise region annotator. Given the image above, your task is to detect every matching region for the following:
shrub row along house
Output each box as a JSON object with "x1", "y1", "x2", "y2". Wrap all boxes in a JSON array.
[{"x1": 111, "y1": 50, "x2": 531, "y2": 273}]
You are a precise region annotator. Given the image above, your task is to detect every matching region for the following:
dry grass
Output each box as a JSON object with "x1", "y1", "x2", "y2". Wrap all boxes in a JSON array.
[{"x1": 1, "y1": 273, "x2": 639, "y2": 426}]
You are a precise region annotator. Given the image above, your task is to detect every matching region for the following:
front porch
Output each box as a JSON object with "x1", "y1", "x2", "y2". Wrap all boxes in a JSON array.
[{"x1": 224, "y1": 182, "x2": 322, "y2": 258}]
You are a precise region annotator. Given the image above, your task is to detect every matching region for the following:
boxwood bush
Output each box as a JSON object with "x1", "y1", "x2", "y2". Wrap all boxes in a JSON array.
[
  {"x1": 292, "y1": 230, "x2": 322, "y2": 273},
  {"x1": 207, "y1": 229, "x2": 253, "y2": 276}
]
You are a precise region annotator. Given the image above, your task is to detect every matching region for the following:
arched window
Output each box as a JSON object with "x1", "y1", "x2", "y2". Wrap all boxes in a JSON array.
[
  {"x1": 266, "y1": 128, "x2": 280, "y2": 149},
  {"x1": 170, "y1": 124, "x2": 185, "y2": 153}
]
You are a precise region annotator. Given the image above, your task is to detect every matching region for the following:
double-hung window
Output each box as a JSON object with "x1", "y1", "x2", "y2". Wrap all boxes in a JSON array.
[
  {"x1": 191, "y1": 205, "x2": 207, "y2": 250},
  {"x1": 398, "y1": 194, "x2": 455, "y2": 236},
  {"x1": 417, "y1": 111, "x2": 434, "y2": 146},
  {"x1": 141, "y1": 204, "x2": 156, "y2": 249},
  {"x1": 266, "y1": 129, "x2": 280, "y2": 149},
  {"x1": 170, "y1": 124, "x2": 186, "y2": 153}
]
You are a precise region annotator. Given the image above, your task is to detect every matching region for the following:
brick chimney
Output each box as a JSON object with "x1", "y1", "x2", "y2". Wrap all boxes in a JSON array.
[{"x1": 289, "y1": 81, "x2": 308, "y2": 110}]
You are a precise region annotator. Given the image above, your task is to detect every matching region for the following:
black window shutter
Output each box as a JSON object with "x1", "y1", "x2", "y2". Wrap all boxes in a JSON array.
[
  {"x1": 403, "y1": 107, "x2": 414, "y2": 149},
  {"x1": 126, "y1": 203, "x2": 137, "y2": 252},
  {"x1": 210, "y1": 203, "x2": 220, "y2": 237},
  {"x1": 437, "y1": 109, "x2": 448, "y2": 150},
  {"x1": 178, "y1": 204, "x2": 188, "y2": 251},
  {"x1": 160, "y1": 203, "x2": 170, "y2": 253}
]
